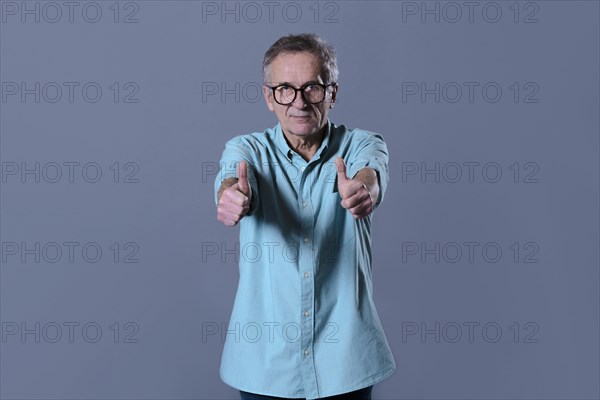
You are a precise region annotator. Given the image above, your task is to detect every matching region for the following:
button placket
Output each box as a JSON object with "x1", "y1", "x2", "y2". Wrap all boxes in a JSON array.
[{"x1": 298, "y1": 164, "x2": 319, "y2": 397}]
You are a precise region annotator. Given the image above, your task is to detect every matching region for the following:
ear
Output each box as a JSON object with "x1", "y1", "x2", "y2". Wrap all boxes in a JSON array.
[
  {"x1": 263, "y1": 85, "x2": 275, "y2": 112},
  {"x1": 330, "y1": 83, "x2": 338, "y2": 108}
]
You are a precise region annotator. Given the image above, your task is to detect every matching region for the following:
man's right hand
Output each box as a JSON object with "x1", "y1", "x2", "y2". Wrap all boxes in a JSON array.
[{"x1": 217, "y1": 160, "x2": 253, "y2": 226}]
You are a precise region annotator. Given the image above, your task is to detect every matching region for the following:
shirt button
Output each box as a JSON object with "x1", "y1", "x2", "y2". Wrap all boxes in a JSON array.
[
  {"x1": 304, "y1": 310, "x2": 310, "y2": 317},
  {"x1": 304, "y1": 237, "x2": 309, "y2": 243},
  {"x1": 304, "y1": 272, "x2": 310, "y2": 278},
  {"x1": 301, "y1": 167, "x2": 305, "y2": 172},
  {"x1": 304, "y1": 349, "x2": 310, "y2": 356},
  {"x1": 302, "y1": 202, "x2": 307, "y2": 208}
]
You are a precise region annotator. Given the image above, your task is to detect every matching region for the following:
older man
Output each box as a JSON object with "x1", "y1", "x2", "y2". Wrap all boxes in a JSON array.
[{"x1": 214, "y1": 33, "x2": 396, "y2": 400}]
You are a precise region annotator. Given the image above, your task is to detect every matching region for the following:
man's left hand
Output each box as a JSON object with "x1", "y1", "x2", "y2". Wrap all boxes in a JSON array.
[{"x1": 335, "y1": 157, "x2": 375, "y2": 219}]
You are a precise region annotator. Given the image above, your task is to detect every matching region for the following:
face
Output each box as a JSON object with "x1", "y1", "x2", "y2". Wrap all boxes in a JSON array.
[{"x1": 263, "y1": 52, "x2": 337, "y2": 140}]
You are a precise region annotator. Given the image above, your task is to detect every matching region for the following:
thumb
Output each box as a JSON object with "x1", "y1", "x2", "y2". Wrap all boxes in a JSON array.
[
  {"x1": 335, "y1": 157, "x2": 349, "y2": 189},
  {"x1": 237, "y1": 160, "x2": 250, "y2": 196}
]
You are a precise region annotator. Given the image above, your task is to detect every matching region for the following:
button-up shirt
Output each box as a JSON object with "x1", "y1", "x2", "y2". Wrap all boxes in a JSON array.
[{"x1": 213, "y1": 120, "x2": 396, "y2": 399}]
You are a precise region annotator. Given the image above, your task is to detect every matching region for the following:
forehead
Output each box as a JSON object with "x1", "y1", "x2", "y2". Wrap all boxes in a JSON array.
[{"x1": 268, "y1": 51, "x2": 324, "y2": 84}]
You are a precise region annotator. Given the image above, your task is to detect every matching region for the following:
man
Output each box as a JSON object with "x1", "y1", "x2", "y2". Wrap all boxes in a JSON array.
[{"x1": 214, "y1": 33, "x2": 396, "y2": 400}]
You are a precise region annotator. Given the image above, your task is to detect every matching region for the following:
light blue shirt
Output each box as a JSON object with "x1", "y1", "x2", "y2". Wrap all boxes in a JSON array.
[{"x1": 214, "y1": 120, "x2": 396, "y2": 399}]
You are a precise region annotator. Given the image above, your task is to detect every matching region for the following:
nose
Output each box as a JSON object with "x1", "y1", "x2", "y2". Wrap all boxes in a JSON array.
[{"x1": 291, "y1": 91, "x2": 307, "y2": 109}]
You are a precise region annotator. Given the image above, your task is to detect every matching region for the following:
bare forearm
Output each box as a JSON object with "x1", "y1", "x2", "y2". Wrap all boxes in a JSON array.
[{"x1": 353, "y1": 167, "x2": 381, "y2": 207}]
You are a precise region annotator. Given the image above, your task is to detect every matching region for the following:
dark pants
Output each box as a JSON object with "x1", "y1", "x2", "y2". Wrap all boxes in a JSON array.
[{"x1": 240, "y1": 385, "x2": 373, "y2": 400}]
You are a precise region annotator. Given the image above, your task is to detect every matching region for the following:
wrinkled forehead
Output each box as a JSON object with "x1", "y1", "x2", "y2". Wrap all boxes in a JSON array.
[{"x1": 265, "y1": 51, "x2": 326, "y2": 84}]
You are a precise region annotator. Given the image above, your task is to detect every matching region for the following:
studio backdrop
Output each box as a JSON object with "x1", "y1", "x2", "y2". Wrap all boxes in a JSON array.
[{"x1": 1, "y1": 1, "x2": 598, "y2": 399}]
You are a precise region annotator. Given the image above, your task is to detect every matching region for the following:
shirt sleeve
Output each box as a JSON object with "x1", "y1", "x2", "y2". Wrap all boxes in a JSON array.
[
  {"x1": 213, "y1": 135, "x2": 260, "y2": 215},
  {"x1": 346, "y1": 131, "x2": 390, "y2": 208}
]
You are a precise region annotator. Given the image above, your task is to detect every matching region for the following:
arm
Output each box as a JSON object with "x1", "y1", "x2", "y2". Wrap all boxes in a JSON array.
[
  {"x1": 216, "y1": 161, "x2": 253, "y2": 226},
  {"x1": 335, "y1": 131, "x2": 389, "y2": 218},
  {"x1": 353, "y1": 167, "x2": 380, "y2": 208},
  {"x1": 335, "y1": 158, "x2": 378, "y2": 219},
  {"x1": 214, "y1": 136, "x2": 259, "y2": 226}
]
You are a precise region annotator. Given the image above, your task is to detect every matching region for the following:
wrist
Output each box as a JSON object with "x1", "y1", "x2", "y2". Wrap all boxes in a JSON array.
[{"x1": 361, "y1": 182, "x2": 376, "y2": 211}]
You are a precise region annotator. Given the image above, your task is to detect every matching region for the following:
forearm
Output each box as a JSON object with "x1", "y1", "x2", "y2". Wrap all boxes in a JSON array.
[{"x1": 353, "y1": 167, "x2": 381, "y2": 207}]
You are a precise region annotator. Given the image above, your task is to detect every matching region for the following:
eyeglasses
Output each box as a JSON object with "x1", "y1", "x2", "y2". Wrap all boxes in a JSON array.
[{"x1": 264, "y1": 82, "x2": 336, "y2": 105}]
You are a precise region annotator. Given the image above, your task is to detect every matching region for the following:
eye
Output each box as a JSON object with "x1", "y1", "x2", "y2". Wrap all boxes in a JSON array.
[
  {"x1": 304, "y1": 84, "x2": 324, "y2": 95},
  {"x1": 277, "y1": 85, "x2": 294, "y2": 93}
]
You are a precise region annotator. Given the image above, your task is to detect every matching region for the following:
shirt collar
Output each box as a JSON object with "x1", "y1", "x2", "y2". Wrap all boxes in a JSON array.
[{"x1": 273, "y1": 120, "x2": 332, "y2": 161}]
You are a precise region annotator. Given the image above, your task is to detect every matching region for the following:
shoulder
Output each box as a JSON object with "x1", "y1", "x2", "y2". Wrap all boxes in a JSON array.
[
  {"x1": 223, "y1": 127, "x2": 277, "y2": 151},
  {"x1": 331, "y1": 123, "x2": 386, "y2": 145}
]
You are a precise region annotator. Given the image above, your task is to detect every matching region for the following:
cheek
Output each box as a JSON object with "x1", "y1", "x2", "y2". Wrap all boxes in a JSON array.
[{"x1": 314, "y1": 107, "x2": 326, "y2": 119}]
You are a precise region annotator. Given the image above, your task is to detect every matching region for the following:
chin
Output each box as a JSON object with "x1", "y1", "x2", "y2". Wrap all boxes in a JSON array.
[
  {"x1": 289, "y1": 121, "x2": 321, "y2": 135},
  {"x1": 292, "y1": 127, "x2": 318, "y2": 137}
]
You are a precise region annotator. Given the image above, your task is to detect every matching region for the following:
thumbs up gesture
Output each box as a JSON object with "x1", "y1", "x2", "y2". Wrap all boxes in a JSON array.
[
  {"x1": 335, "y1": 157, "x2": 375, "y2": 219},
  {"x1": 217, "y1": 160, "x2": 253, "y2": 226}
]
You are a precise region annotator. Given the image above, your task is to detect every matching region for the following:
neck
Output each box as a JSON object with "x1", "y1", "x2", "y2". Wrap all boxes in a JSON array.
[{"x1": 282, "y1": 124, "x2": 327, "y2": 161}]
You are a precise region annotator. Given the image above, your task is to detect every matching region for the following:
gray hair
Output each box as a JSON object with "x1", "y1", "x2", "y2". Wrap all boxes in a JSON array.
[{"x1": 262, "y1": 33, "x2": 339, "y2": 84}]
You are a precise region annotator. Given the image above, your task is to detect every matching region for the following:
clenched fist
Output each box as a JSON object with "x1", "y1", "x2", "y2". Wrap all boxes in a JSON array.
[
  {"x1": 335, "y1": 157, "x2": 375, "y2": 219},
  {"x1": 217, "y1": 160, "x2": 252, "y2": 226}
]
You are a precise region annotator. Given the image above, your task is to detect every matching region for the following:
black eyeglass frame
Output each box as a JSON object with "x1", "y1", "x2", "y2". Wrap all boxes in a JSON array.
[{"x1": 264, "y1": 82, "x2": 337, "y2": 105}]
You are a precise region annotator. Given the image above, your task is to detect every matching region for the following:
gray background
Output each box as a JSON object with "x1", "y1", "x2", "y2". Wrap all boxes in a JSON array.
[{"x1": 1, "y1": 1, "x2": 598, "y2": 399}]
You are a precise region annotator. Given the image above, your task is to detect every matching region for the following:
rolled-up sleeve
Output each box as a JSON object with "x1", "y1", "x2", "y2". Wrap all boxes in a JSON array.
[
  {"x1": 213, "y1": 135, "x2": 260, "y2": 215},
  {"x1": 346, "y1": 131, "x2": 389, "y2": 207}
]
